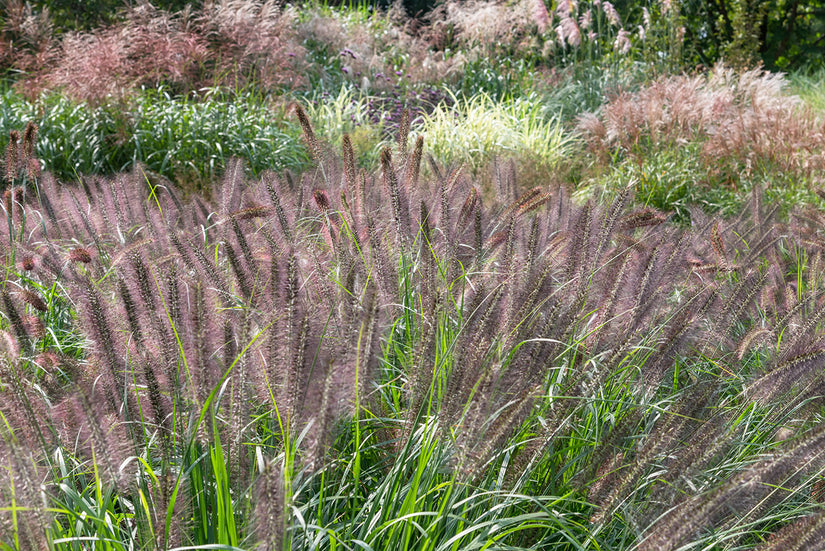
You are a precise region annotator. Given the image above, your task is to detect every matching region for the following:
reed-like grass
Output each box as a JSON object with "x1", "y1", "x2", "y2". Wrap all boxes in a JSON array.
[
  {"x1": 418, "y1": 90, "x2": 573, "y2": 173},
  {"x1": 0, "y1": 87, "x2": 307, "y2": 189}
]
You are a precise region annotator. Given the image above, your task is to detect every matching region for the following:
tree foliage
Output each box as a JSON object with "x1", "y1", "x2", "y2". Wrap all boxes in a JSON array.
[
  {"x1": 7, "y1": 0, "x2": 200, "y2": 32},
  {"x1": 679, "y1": 0, "x2": 824, "y2": 69}
]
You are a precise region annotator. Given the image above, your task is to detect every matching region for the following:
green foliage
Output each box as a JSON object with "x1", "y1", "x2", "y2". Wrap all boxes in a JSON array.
[
  {"x1": 0, "y1": 87, "x2": 308, "y2": 189},
  {"x1": 576, "y1": 67, "x2": 825, "y2": 218},
  {"x1": 3, "y1": 7, "x2": 825, "y2": 547},
  {"x1": 681, "y1": 0, "x2": 825, "y2": 69},
  {"x1": 417, "y1": 90, "x2": 574, "y2": 173},
  {"x1": 582, "y1": 145, "x2": 716, "y2": 223},
  {"x1": 129, "y1": 89, "x2": 307, "y2": 190},
  {"x1": 456, "y1": 57, "x2": 538, "y2": 100},
  {"x1": 581, "y1": 143, "x2": 825, "y2": 224},
  {"x1": 788, "y1": 68, "x2": 825, "y2": 111},
  {"x1": 542, "y1": 64, "x2": 645, "y2": 123},
  {"x1": 724, "y1": 0, "x2": 768, "y2": 68},
  {"x1": 22, "y1": 0, "x2": 199, "y2": 31}
]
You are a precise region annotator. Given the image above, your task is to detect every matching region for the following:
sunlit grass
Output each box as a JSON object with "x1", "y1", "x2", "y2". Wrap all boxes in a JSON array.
[
  {"x1": 788, "y1": 68, "x2": 825, "y2": 112},
  {"x1": 418, "y1": 91, "x2": 575, "y2": 172}
]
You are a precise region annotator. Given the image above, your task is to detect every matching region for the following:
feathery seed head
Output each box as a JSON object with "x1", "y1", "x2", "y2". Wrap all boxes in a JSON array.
[
  {"x1": 22, "y1": 122, "x2": 37, "y2": 161},
  {"x1": 19, "y1": 255, "x2": 35, "y2": 271},
  {"x1": 5, "y1": 130, "x2": 19, "y2": 181},
  {"x1": 313, "y1": 189, "x2": 331, "y2": 212},
  {"x1": 0, "y1": 330, "x2": 20, "y2": 358},
  {"x1": 398, "y1": 109, "x2": 410, "y2": 154},
  {"x1": 404, "y1": 135, "x2": 424, "y2": 190},
  {"x1": 618, "y1": 208, "x2": 668, "y2": 230},
  {"x1": 26, "y1": 157, "x2": 41, "y2": 180},
  {"x1": 342, "y1": 133, "x2": 355, "y2": 167},
  {"x1": 3, "y1": 189, "x2": 11, "y2": 217},
  {"x1": 23, "y1": 315, "x2": 45, "y2": 339},
  {"x1": 458, "y1": 187, "x2": 479, "y2": 226},
  {"x1": 233, "y1": 203, "x2": 273, "y2": 220},
  {"x1": 20, "y1": 290, "x2": 47, "y2": 313},
  {"x1": 294, "y1": 102, "x2": 319, "y2": 161},
  {"x1": 69, "y1": 247, "x2": 93, "y2": 263}
]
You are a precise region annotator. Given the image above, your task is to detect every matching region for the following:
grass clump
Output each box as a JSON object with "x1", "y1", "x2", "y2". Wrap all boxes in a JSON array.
[
  {"x1": 128, "y1": 89, "x2": 307, "y2": 190},
  {"x1": 418, "y1": 90, "x2": 573, "y2": 174},
  {"x1": 2, "y1": 112, "x2": 825, "y2": 549},
  {"x1": 0, "y1": 0, "x2": 661, "y2": 107},
  {"x1": 578, "y1": 65, "x2": 825, "y2": 218},
  {"x1": 0, "y1": 87, "x2": 307, "y2": 188},
  {"x1": 8, "y1": 1, "x2": 308, "y2": 102}
]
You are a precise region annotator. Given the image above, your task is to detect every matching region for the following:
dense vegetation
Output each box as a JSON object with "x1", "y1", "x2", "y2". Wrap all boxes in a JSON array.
[
  {"x1": 1, "y1": 0, "x2": 825, "y2": 549},
  {"x1": 7, "y1": 0, "x2": 825, "y2": 70}
]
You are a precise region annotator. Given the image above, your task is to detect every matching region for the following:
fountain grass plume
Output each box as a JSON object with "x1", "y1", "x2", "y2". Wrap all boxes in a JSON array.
[{"x1": 1, "y1": 117, "x2": 825, "y2": 549}]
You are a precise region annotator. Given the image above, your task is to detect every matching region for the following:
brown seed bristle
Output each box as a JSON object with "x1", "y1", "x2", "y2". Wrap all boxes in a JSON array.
[
  {"x1": 342, "y1": 134, "x2": 357, "y2": 193},
  {"x1": 23, "y1": 315, "x2": 45, "y2": 339},
  {"x1": 458, "y1": 187, "x2": 479, "y2": 226},
  {"x1": 12, "y1": 188, "x2": 24, "y2": 220},
  {"x1": 381, "y1": 147, "x2": 407, "y2": 241},
  {"x1": 69, "y1": 247, "x2": 93, "y2": 263},
  {"x1": 264, "y1": 174, "x2": 293, "y2": 244},
  {"x1": 22, "y1": 122, "x2": 37, "y2": 160},
  {"x1": 474, "y1": 207, "x2": 482, "y2": 260},
  {"x1": 711, "y1": 221, "x2": 729, "y2": 271},
  {"x1": 516, "y1": 191, "x2": 553, "y2": 216},
  {"x1": 405, "y1": 135, "x2": 423, "y2": 190},
  {"x1": 36, "y1": 351, "x2": 60, "y2": 370},
  {"x1": 20, "y1": 290, "x2": 47, "y2": 312},
  {"x1": 232, "y1": 204, "x2": 272, "y2": 220},
  {"x1": 618, "y1": 208, "x2": 667, "y2": 230},
  {"x1": 3, "y1": 189, "x2": 11, "y2": 217},
  {"x1": 485, "y1": 230, "x2": 508, "y2": 249},
  {"x1": 5, "y1": 130, "x2": 19, "y2": 181},
  {"x1": 294, "y1": 103, "x2": 320, "y2": 161},
  {"x1": 26, "y1": 157, "x2": 41, "y2": 180},
  {"x1": 19, "y1": 255, "x2": 35, "y2": 271},
  {"x1": 313, "y1": 189, "x2": 331, "y2": 212},
  {"x1": 0, "y1": 330, "x2": 20, "y2": 357}
]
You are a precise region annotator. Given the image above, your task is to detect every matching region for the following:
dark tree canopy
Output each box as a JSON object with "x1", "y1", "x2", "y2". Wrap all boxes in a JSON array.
[{"x1": 680, "y1": 0, "x2": 825, "y2": 69}]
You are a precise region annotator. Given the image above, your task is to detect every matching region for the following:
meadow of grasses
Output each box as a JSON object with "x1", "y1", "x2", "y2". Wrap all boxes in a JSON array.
[{"x1": 2, "y1": 0, "x2": 825, "y2": 549}]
